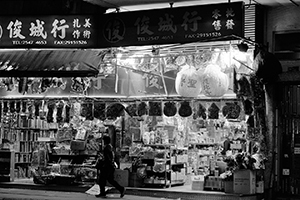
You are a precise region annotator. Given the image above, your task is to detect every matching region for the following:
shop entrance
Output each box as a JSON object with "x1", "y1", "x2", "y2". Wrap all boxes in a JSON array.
[{"x1": 278, "y1": 84, "x2": 300, "y2": 198}]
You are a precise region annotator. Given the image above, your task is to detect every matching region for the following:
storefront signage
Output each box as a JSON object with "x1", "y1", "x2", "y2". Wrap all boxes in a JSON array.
[
  {"x1": 0, "y1": 15, "x2": 96, "y2": 48},
  {"x1": 98, "y1": 2, "x2": 244, "y2": 47}
]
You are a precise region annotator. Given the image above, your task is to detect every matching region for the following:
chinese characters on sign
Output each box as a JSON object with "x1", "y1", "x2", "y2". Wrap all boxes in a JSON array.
[
  {"x1": 100, "y1": 2, "x2": 244, "y2": 47},
  {"x1": 0, "y1": 16, "x2": 95, "y2": 48}
]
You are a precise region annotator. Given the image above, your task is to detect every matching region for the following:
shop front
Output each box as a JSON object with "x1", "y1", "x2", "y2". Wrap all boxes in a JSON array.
[{"x1": 0, "y1": 1, "x2": 269, "y2": 199}]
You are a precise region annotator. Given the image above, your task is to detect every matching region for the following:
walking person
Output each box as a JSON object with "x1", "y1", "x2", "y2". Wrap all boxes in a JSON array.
[{"x1": 95, "y1": 135, "x2": 126, "y2": 198}]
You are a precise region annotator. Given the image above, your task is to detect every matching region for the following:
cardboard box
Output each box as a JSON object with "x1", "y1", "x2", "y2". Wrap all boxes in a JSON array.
[
  {"x1": 233, "y1": 170, "x2": 256, "y2": 194},
  {"x1": 107, "y1": 169, "x2": 129, "y2": 187},
  {"x1": 191, "y1": 175, "x2": 204, "y2": 190}
]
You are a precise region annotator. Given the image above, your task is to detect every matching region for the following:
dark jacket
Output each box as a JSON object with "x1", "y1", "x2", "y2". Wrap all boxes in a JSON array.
[{"x1": 103, "y1": 144, "x2": 115, "y2": 168}]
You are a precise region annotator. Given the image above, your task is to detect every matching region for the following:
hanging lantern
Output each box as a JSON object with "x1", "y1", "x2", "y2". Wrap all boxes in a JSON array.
[
  {"x1": 175, "y1": 65, "x2": 202, "y2": 97},
  {"x1": 201, "y1": 64, "x2": 229, "y2": 97}
]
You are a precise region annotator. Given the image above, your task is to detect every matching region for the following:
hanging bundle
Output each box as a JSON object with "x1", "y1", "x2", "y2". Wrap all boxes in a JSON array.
[
  {"x1": 16, "y1": 101, "x2": 21, "y2": 113},
  {"x1": 94, "y1": 101, "x2": 106, "y2": 121},
  {"x1": 64, "y1": 102, "x2": 71, "y2": 123},
  {"x1": 137, "y1": 102, "x2": 148, "y2": 116},
  {"x1": 9, "y1": 101, "x2": 15, "y2": 113},
  {"x1": 222, "y1": 102, "x2": 241, "y2": 119},
  {"x1": 208, "y1": 103, "x2": 219, "y2": 119},
  {"x1": 197, "y1": 103, "x2": 207, "y2": 119},
  {"x1": 81, "y1": 101, "x2": 94, "y2": 120},
  {"x1": 163, "y1": 101, "x2": 177, "y2": 117},
  {"x1": 178, "y1": 101, "x2": 192, "y2": 117},
  {"x1": 27, "y1": 101, "x2": 34, "y2": 119},
  {"x1": 149, "y1": 101, "x2": 162, "y2": 116},
  {"x1": 33, "y1": 101, "x2": 40, "y2": 118},
  {"x1": 125, "y1": 103, "x2": 138, "y2": 117},
  {"x1": 3, "y1": 101, "x2": 8, "y2": 114},
  {"x1": 47, "y1": 100, "x2": 56, "y2": 123},
  {"x1": 106, "y1": 103, "x2": 125, "y2": 119},
  {"x1": 56, "y1": 100, "x2": 65, "y2": 123}
]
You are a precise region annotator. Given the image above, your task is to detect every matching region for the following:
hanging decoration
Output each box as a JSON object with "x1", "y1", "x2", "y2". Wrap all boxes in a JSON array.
[
  {"x1": 208, "y1": 102, "x2": 220, "y2": 119},
  {"x1": 222, "y1": 102, "x2": 241, "y2": 119},
  {"x1": 125, "y1": 103, "x2": 138, "y2": 117},
  {"x1": 201, "y1": 64, "x2": 229, "y2": 97},
  {"x1": 163, "y1": 101, "x2": 177, "y2": 117},
  {"x1": 149, "y1": 101, "x2": 162, "y2": 116},
  {"x1": 175, "y1": 65, "x2": 202, "y2": 97},
  {"x1": 137, "y1": 102, "x2": 148, "y2": 117},
  {"x1": 106, "y1": 103, "x2": 125, "y2": 119},
  {"x1": 178, "y1": 101, "x2": 192, "y2": 117}
]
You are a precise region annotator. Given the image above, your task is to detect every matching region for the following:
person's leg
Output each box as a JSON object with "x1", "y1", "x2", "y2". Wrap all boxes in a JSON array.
[
  {"x1": 106, "y1": 168, "x2": 124, "y2": 193},
  {"x1": 97, "y1": 169, "x2": 107, "y2": 196}
]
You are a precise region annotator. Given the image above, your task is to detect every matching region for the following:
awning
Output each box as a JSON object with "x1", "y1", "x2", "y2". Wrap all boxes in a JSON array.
[{"x1": 0, "y1": 49, "x2": 101, "y2": 77}]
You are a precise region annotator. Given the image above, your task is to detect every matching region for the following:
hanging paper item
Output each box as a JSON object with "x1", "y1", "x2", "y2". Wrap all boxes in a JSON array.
[
  {"x1": 28, "y1": 101, "x2": 34, "y2": 119},
  {"x1": 18, "y1": 77, "x2": 29, "y2": 94},
  {"x1": 15, "y1": 101, "x2": 21, "y2": 113},
  {"x1": 94, "y1": 101, "x2": 106, "y2": 120},
  {"x1": 21, "y1": 101, "x2": 27, "y2": 113},
  {"x1": 179, "y1": 101, "x2": 192, "y2": 117},
  {"x1": 9, "y1": 101, "x2": 15, "y2": 113},
  {"x1": 40, "y1": 78, "x2": 53, "y2": 93},
  {"x1": 125, "y1": 103, "x2": 138, "y2": 117},
  {"x1": 64, "y1": 102, "x2": 71, "y2": 123},
  {"x1": 33, "y1": 101, "x2": 40, "y2": 118},
  {"x1": 81, "y1": 101, "x2": 94, "y2": 121},
  {"x1": 194, "y1": 103, "x2": 207, "y2": 119},
  {"x1": 201, "y1": 64, "x2": 229, "y2": 97},
  {"x1": 137, "y1": 102, "x2": 148, "y2": 116},
  {"x1": 149, "y1": 101, "x2": 162, "y2": 116},
  {"x1": 56, "y1": 100, "x2": 65, "y2": 123},
  {"x1": 72, "y1": 101, "x2": 81, "y2": 117},
  {"x1": 106, "y1": 103, "x2": 125, "y2": 119},
  {"x1": 222, "y1": 102, "x2": 241, "y2": 119},
  {"x1": 39, "y1": 100, "x2": 46, "y2": 120},
  {"x1": 142, "y1": 131, "x2": 150, "y2": 145},
  {"x1": 71, "y1": 77, "x2": 90, "y2": 94},
  {"x1": 3, "y1": 101, "x2": 8, "y2": 114},
  {"x1": 163, "y1": 70, "x2": 177, "y2": 95},
  {"x1": 46, "y1": 101, "x2": 56, "y2": 123},
  {"x1": 163, "y1": 101, "x2": 177, "y2": 117},
  {"x1": 208, "y1": 103, "x2": 220, "y2": 119},
  {"x1": 30, "y1": 78, "x2": 42, "y2": 94},
  {"x1": 175, "y1": 65, "x2": 202, "y2": 97},
  {"x1": 3, "y1": 77, "x2": 16, "y2": 92}
]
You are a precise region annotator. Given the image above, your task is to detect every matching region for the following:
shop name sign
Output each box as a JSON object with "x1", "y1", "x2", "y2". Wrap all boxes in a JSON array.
[
  {"x1": 0, "y1": 15, "x2": 96, "y2": 48},
  {"x1": 98, "y1": 2, "x2": 244, "y2": 47}
]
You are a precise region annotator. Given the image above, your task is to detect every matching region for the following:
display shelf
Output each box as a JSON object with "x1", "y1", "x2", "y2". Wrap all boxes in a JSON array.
[{"x1": 141, "y1": 144, "x2": 187, "y2": 188}]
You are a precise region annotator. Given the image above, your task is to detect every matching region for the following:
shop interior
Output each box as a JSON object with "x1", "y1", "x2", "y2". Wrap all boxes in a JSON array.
[{"x1": 0, "y1": 39, "x2": 266, "y2": 195}]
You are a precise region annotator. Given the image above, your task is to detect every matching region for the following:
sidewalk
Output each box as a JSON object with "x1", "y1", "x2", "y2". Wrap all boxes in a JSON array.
[
  {"x1": 0, "y1": 179, "x2": 263, "y2": 200},
  {"x1": 0, "y1": 188, "x2": 174, "y2": 200}
]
